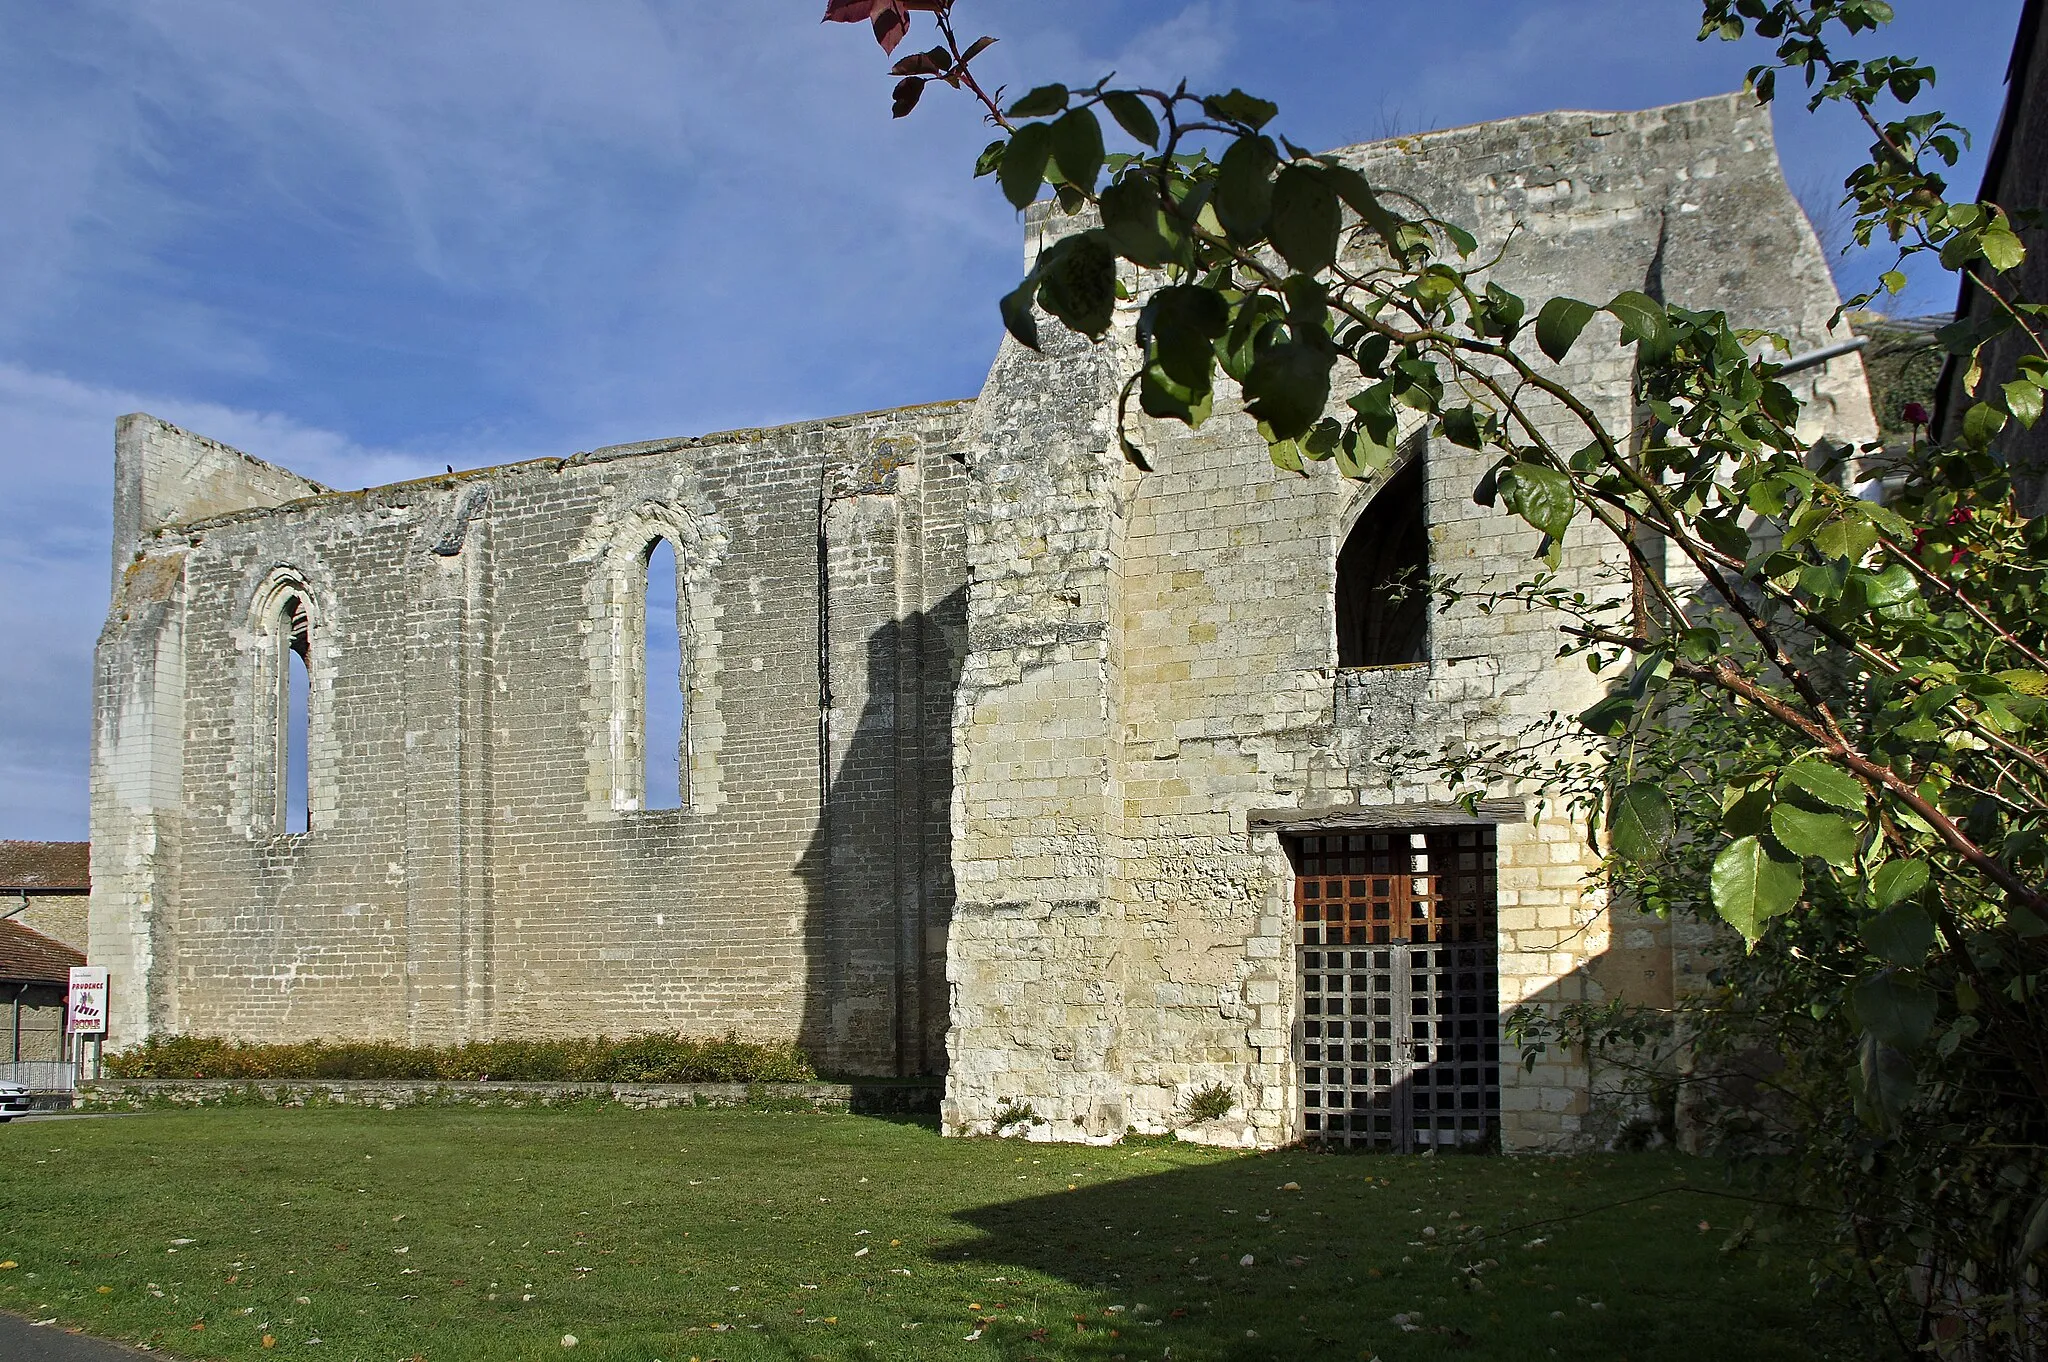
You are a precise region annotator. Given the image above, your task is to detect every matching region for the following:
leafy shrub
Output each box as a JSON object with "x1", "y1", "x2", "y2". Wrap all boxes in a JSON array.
[
  {"x1": 1180, "y1": 1083, "x2": 1234, "y2": 1124},
  {"x1": 106, "y1": 1033, "x2": 816, "y2": 1085},
  {"x1": 990, "y1": 1099, "x2": 1039, "y2": 1132}
]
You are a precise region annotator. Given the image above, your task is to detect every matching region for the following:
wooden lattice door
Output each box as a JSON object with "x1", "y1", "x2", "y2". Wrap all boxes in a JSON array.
[{"x1": 1291, "y1": 827, "x2": 1501, "y2": 1151}]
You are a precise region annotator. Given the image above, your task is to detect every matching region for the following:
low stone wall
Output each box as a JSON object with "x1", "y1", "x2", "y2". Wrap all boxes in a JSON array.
[{"x1": 80, "y1": 1078, "x2": 941, "y2": 1115}]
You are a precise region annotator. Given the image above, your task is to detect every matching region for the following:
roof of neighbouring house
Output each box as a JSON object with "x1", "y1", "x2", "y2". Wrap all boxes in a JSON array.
[
  {"x1": 0, "y1": 841, "x2": 90, "y2": 892},
  {"x1": 0, "y1": 919, "x2": 86, "y2": 985}
]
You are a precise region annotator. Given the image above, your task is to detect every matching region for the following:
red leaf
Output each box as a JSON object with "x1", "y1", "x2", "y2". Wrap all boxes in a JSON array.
[
  {"x1": 892, "y1": 76, "x2": 925, "y2": 117},
  {"x1": 958, "y1": 34, "x2": 996, "y2": 62},
  {"x1": 821, "y1": 0, "x2": 879, "y2": 22},
  {"x1": 871, "y1": 1, "x2": 910, "y2": 54},
  {"x1": 890, "y1": 44, "x2": 949, "y2": 76}
]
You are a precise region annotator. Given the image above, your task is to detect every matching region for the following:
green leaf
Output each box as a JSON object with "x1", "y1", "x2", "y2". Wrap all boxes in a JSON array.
[
  {"x1": 1996, "y1": 668, "x2": 2048, "y2": 697},
  {"x1": 1033, "y1": 231, "x2": 1118, "y2": 338},
  {"x1": 1812, "y1": 515, "x2": 1880, "y2": 562},
  {"x1": 1694, "y1": 512, "x2": 1751, "y2": 561},
  {"x1": 1499, "y1": 461, "x2": 1575, "y2": 541},
  {"x1": 1851, "y1": 973, "x2": 1937, "y2": 1050},
  {"x1": 1048, "y1": 108, "x2": 1105, "y2": 194},
  {"x1": 1201, "y1": 88, "x2": 1279, "y2": 129},
  {"x1": 1440, "y1": 405, "x2": 1485, "y2": 450},
  {"x1": 1980, "y1": 218, "x2": 2026, "y2": 271},
  {"x1": 1578, "y1": 692, "x2": 1636, "y2": 738},
  {"x1": 1609, "y1": 782, "x2": 1674, "y2": 863},
  {"x1": 1139, "y1": 364, "x2": 1213, "y2": 427},
  {"x1": 1769, "y1": 802, "x2": 1861, "y2": 866},
  {"x1": 1870, "y1": 858, "x2": 1930, "y2": 909},
  {"x1": 1322, "y1": 164, "x2": 1406, "y2": 250},
  {"x1": 1269, "y1": 165, "x2": 1341, "y2": 274},
  {"x1": 1857, "y1": 1033, "x2": 1916, "y2": 1129},
  {"x1": 1099, "y1": 91, "x2": 1159, "y2": 147},
  {"x1": 1535, "y1": 297, "x2": 1597, "y2": 362},
  {"x1": 1712, "y1": 835, "x2": 1805, "y2": 943},
  {"x1": 1006, "y1": 84, "x2": 1069, "y2": 118},
  {"x1": 998, "y1": 276, "x2": 1040, "y2": 351},
  {"x1": 1216, "y1": 294, "x2": 1285, "y2": 383},
  {"x1": 1215, "y1": 135, "x2": 1279, "y2": 243},
  {"x1": 1243, "y1": 342, "x2": 1334, "y2": 442},
  {"x1": 1879, "y1": 269, "x2": 1908, "y2": 294},
  {"x1": 2003, "y1": 376, "x2": 2045, "y2": 429},
  {"x1": 974, "y1": 139, "x2": 1006, "y2": 178},
  {"x1": 1963, "y1": 400, "x2": 2008, "y2": 449},
  {"x1": 1140, "y1": 284, "x2": 1228, "y2": 389},
  {"x1": 1777, "y1": 758, "x2": 1865, "y2": 811},
  {"x1": 1844, "y1": 563, "x2": 1922, "y2": 620},
  {"x1": 1863, "y1": 903, "x2": 1935, "y2": 966},
  {"x1": 2021, "y1": 1193, "x2": 2048, "y2": 1262},
  {"x1": 999, "y1": 122, "x2": 1053, "y2": 210},
  {"x1": 1606, "y1": 290, "x2": 1673, "y2": 358},
  {"x1": 1099, "y1": 176, "x2": 1174, "y2": 267},
  {"x1": 1721, "y1": 784, "x2": 1771, "y2": 838},
  {"x1": 1481, "y1": 282, "x2": 1525, "y2": 338}
]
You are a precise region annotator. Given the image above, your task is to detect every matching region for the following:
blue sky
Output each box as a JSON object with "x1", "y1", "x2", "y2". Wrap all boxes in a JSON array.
[{"x1": 0, "y1": 0, "x2": 2025, "y2": 839}]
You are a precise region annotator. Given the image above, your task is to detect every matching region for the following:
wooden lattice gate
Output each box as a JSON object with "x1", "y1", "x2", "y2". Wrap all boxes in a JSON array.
[{"x1": 1290, "y1": 827, "x2": 1501, "y2": 1151}]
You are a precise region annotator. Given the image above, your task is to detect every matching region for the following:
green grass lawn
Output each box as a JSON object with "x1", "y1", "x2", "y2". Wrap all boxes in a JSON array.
[{"x1": 0, "y1": 1105, "x2": 1870, "y2": 1361}]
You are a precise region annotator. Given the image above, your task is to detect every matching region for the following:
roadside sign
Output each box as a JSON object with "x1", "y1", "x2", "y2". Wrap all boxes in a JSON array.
[{"x1": 66, "y1": 966, "x2": 108, "y2": 1035}]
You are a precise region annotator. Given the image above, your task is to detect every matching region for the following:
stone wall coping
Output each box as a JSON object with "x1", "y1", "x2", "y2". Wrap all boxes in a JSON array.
[
  {"x1": 1249, "y1": 798, "x2": 1528, "y2": 833},
  {"x1": 167, "y1": 398, "x2": 977, "y2": 537}
]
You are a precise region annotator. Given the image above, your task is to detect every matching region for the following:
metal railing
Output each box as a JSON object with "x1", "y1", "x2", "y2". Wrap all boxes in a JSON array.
[{"x1": 0, "y1": 1060, "x2": 79, "y2": 1092}]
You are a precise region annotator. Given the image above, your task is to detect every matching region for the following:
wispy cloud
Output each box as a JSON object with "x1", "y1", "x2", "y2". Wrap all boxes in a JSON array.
[
  {"x1": 0, "y1": 0, "x2": 2028, "y2": 837},
  {"x1": 0, "y1": 363, "x2": 453, "y2": 838}
]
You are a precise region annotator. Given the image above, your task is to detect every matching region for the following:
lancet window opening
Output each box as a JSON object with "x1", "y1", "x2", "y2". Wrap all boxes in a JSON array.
[
  {"x1": 271, "y1": 590, "x2": 313, "y2": 834},
  {"x1": 1336, "y1": 453, "x2": 1430, "y2": 668},
  {"x1": 642, "y1": 537, "x2": 685, "y2": 811}
]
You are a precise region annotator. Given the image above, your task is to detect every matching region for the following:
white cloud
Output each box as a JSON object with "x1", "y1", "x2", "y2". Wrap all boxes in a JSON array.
[
  {"x1": 0, "y1": 362, "x2": 455, "y2": 839},
  {"x1": 0, "y1": 0, "x2": 2026, "y2": 839}
]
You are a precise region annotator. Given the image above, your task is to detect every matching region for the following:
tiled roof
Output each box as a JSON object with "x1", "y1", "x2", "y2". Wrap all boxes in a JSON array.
[
  {"x1": 0, "y1": 919, "x2": 86, "y2": 984},
  {"x1": 0, "y1": 841, "x2": 90, "y2": 891}
]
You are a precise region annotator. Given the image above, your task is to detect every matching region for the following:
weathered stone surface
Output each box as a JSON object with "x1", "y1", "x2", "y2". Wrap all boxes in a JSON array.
[
  {"x1": 942, "y1": 92, "x2": 1871, "y2": 1151},
  {"x1": 92, "y1": 406, "x2": 969, "y2": 1077},
  {"x1": 87, "y1": 94, "x2": 1872, "y2": 1151}
]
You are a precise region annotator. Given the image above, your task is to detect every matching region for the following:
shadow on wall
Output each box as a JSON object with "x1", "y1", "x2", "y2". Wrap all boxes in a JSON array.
[{"x1": 795, "y1": 587, "x2": 968, "y2": 1079}]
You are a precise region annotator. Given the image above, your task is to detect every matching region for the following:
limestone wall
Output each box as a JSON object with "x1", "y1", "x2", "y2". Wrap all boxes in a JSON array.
[
  {"x1": 943, "y1": 93, "x2": 1874, "y2": 1149},
  {"x1": 86, "y1": 92, "x2": 1874, "y2": 1143},
  {"x1": 89, "y1": 407, "x2": 970, "y2": 1076}
]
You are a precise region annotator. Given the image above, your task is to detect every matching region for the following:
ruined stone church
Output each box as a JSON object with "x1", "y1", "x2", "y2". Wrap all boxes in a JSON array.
[{"x1": 88, "y1": 94, "x2": 1874, "y2": 1150}]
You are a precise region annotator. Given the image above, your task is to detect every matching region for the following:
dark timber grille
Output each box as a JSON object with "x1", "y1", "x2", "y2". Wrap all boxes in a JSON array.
[{"x1": 1291, "y1": 827, "x2": 1501, "y2": 1151}]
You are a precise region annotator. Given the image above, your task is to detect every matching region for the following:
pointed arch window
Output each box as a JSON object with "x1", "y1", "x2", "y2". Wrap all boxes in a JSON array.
[
  {"x1": 642, "y1": 538, "x2": 685, "y2": 811},
  {"x1": 283, "y1": 604, "x2": 310, "y2": 831},
  {"x1": 255, "y1": 582, "x2": 317, "y2": 834},
  {"x1": 1336, "y1": 454, "x2": 1430, "y2": 668}
]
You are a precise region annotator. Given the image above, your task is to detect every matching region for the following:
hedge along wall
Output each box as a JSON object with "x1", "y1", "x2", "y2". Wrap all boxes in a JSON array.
[{"x1": 105, "y1": 1033, "x2": 816, "y2": 1084}]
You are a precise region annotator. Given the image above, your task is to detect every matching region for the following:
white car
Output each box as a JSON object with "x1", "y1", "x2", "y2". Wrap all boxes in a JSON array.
[{"x1": 0, "y1": 1080, "x2": 31, "y2": 1121}]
